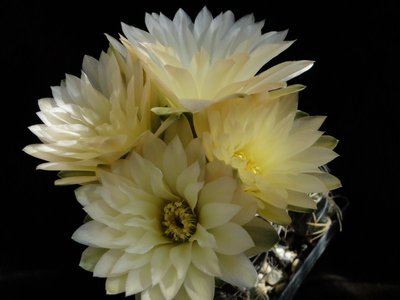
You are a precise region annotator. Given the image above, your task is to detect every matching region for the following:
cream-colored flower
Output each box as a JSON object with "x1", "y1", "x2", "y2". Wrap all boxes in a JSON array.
[
  {"x1": 120, "y1": 7, "x2": 313, "y2": 113},
  {"x1": 194, "y1": 88, "x2": 341, "y2": 225},
  {"x1": 72, "y1": 119, "x2": 278, "y2": 299},
  {"x1": 24, "y1": 42, "x2": 157, "y2": 185}
]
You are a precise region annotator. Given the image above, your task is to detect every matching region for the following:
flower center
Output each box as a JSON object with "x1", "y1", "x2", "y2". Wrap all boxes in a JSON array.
[
  {"x1": 162, "y1": 200, "x2": 198, "y2": 242},
  {"x1": 234, "y1": 151, "x2": 261, "y2": 175}
]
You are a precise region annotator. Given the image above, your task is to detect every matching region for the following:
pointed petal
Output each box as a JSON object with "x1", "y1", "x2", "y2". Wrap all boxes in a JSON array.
[
  {"x1": 191, "y1": 243, "x2": 221, "y2": 276},
  {"x1": 209, "y1": 223, "x2": 255, "y2": 255},
  {"x1": 198, "y1": 177, "x2": 236, "y2": 209},
  {"x1": 125, "y1": 267, "x2": 152, "y2": 296},
  {"x1": 79, "y1": 247, "x2": 107, "y2": 272},
  {"x1": 184, "y1": 265, "x2": 214, "y2": 300},
  {"x1": 200, "y1": 203, "x2": 241, "y2": 229},
  {"x1": 93, "y1": 249, "x2": 122, "y2": 277},
  {"x1": 150, "y1": 245, "x2": 173, "y2": 285},
  {"x1": 217, "y1": 253, "x2": 257, "y2": 288},
  {"x1": 159, "y1": 266, "x2": 185, "y2": 299},
  {"x1": 170, "y1": 243, "x2": 192, "y2": 280},
  {"x1": 106, "y1": 275, "x2": 127, "y2": 295},
  {"x1": 190, "y1": 223, "x2": 216, "y2": 248}
]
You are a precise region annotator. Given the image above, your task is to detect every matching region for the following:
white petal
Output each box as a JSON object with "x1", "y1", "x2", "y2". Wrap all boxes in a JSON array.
[
  {"x1": 93, "y1": 249, "x2": 122, "y2": 277},
  {"x1": 159, "y1": 266, "x2": 185, "y2": 300},
  {"x1": 291, "y1": 147, "x2": 339, "y2": 166},
  {"x1": 150, "y1": 244, "x2": 173, "y2": 284},
  {"x1": 125, "y1": 267, "x2": 152, "y2": 296},
  {"x1": 184, "y1": 181, "x2": 204, "y2": 210},
  {"x1": 198, "y1": 177, "x2": 236, "y2": 209},
  {"x1": 286, "y1": 191, "x2": 317, "y2": 212},
  {"x1": 126, "y1": 231, "x2": 170, "y2": 254},
  {"x1": 230, "y1": 191, "x2": 258, "y2": 225},
  {"x1": 209, "y1": 223, "x2": 255, "y2": 255},
  {"x1": 292, "y1": 115, "x2": 325, "y2": 132},
  {"x1": 184, "y1": 265, "x2": 214, "y2": 300},
  {"x1": 313, "y1": 135, "x2": 339, "y2": 149},
  {"x1": 72, "y1": 221, "x2": 120, "y2": 248},
  {"x1": 75, "y1": 184, "x2": 100, "y2": 206},
  {"x1": 141, "y1": 285, "x2": 164, "y2": 300},
  {"x1": 142, "y1": 134, "x2": 167, "y2": 170},
  {"x1": 257, "y1": 201, "x2": 291, "y2": 226},
  {"x1": 200, "y1": 203, "x2": 240, "y2": 229},
  {"x1": 191, "y1": 243, "x2": 221, "y2": 276},
  {"x1": 283, "y1": 173, "x2": 329, "y2": 193},
  {"x1": 217, "y1": 253, "x2": 257, "y2": 288},
  {"x1": 79, "y1": 247, "x2": 107, "y2": 272},
  {"x1": 106, "y1": 275, "x2": 127, "y2": 295},
  {"x1": 311, "y1": 172, "x2": 342, "y2": 190},
  {"x1": 163, "y1": 136, "x2": 187, "y2": 193},
  {"x1": 110, "y1": 252, "x2": 152, "y2": 276},
  {"x1": 190, "y1": 223, "x2": 216, "y2": 248},
  {"x1": 176, "y1": 162, "x2": 201, "y2": 200},
  {"x1": 170, "y1": 243, "x2": 192, "y2": 279}
]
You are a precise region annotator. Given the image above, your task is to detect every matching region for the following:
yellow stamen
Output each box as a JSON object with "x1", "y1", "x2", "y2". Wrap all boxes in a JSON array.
[
  {"x1": 234, "y1": 151, "x2": 261, "y2": 175},
  {"x1": 162, "y1": 200, "x2": 197, "y2": 242}
]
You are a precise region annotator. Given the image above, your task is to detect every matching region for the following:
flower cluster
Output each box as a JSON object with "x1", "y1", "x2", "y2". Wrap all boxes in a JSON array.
[{"x1": 24, "y1": 7, "x2": 340, "y2": 300}]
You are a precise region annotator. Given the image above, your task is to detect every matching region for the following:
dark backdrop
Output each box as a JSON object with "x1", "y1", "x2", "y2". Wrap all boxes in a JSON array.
[{"x1": 2, "y1": 0, "x2": 399, "y2": 299}]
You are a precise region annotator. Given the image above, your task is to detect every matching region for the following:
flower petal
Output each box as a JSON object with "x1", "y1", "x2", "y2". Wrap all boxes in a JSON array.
[
  {"x1": 141, "y1": 285, "x2": 164, "y2": 300},
  {"x1": 159, "y1": 266, "x2": 185, "y2": 300},
  {"x1": 200, "y1": 203, "x2": 241, "y2": 229},
  {"x1": 230, "y1": 190, "x2": 258, "y2": 225},
  {"x1": 93, "y1": 249, "x2": 123, "y2": 277},
  {"x1": 198, "y1": 177, "x2": 236, "y2": 209},
  {"x1": 126, "y1": 231, "x2": 170, "y2": 254},
  {"x1": 163, "y1": 136, "x2": 187, "y2": 193},
  {"x1": 190, "y1": 223, "x2": 216, "y2": 248},
  {"x1": 257, "y1": 202, "x2": 291, "y2": 226},
  {"x1": 176, "y1": 162, "x2": 201, "y2": 200},
  {"x1": 125, "y1": 267, "x2": 152, "y2": 296},
  {"x1": 184, "y1": 181, "x2": 204, "y2": 210},
  {"x1": 150, "y1": 244, "x2": 173, "y2": 285},
  {"x1": 217, "y1": 253, "x2": 257, "y2": 288},
  {"x1": 286, "y1": 191, "x2": 317, "y2": 212},
  {"x1": 106, "y1": 275, "x2": 127, "y2": 295},
  {"x1": 209, "y1": 222, "x2": 255, "y2": 255},
  {"x1": 72, "y1": 220, "x2": 121, "y2": 248},
  {"x1": 110, "y1": 252, "x2": 152, "y2": 276},
  {"x1": 184, "y1": 265, "x2": 214, "y2": 300},
  {"x1": 79, "y1": 247, "x2": 107, "y2": 272},
  {"x1": 170, "y1": 243, "x2": 192, "y2": 280},
  {"x1": 191, "y1": 243, "x2": 221, "y2": 276}
]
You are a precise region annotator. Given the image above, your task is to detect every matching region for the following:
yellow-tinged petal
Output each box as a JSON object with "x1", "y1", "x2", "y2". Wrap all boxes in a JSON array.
[
  {"x1": 79, "y1": 247, "x2": 107, "y2": 272},
  {"x1": 106, "y1": 276, "x2": 127, "y2": 295},
  {"x1": 72, "y1": 130, "x2": 274, "y2": 299},
  {"x1": 121, "y1": 8, "x2": 312, "y2": 112},
  {"x1": 194, "y1": 89, "x2": 341, "y2": 216},
  {"x1": 24, "y1": 42, "x2": 158, "y2": 185}
]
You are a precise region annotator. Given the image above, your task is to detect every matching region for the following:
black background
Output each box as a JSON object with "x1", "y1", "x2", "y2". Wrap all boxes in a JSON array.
[{"x1": 2, "y1": 0, "x2": 399, "y2": 299}]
